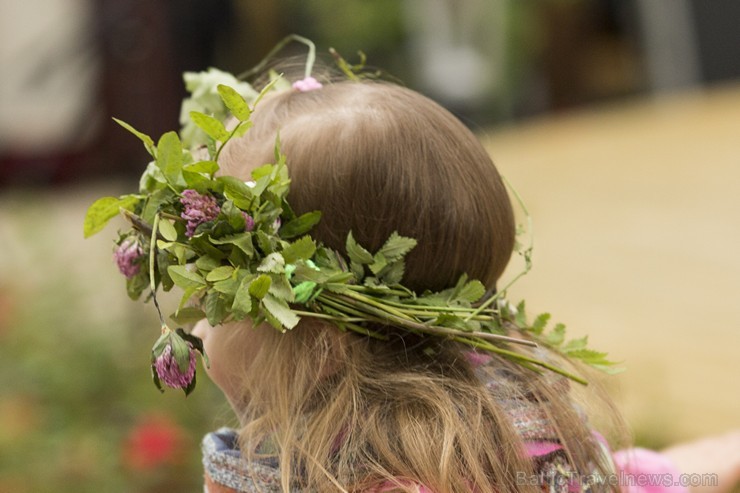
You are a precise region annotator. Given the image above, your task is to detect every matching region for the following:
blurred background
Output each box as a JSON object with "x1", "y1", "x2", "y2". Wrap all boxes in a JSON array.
[{"x1": 1, "y1": 0, "x2": 739, "y2": 491}]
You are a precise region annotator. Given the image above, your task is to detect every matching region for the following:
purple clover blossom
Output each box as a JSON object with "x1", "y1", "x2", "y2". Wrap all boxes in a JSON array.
[
  {"x1": 154, "y1": 343, "x2": 196, "y2": 389},
  {"x1": 180, "y1": 189, "x2": 220, "y2": 237},
  {"x1": 242, "y1": 212, "x2": 255, "y2": 232},
  {"x1": 292, "y1": 76, "x2": 323, "y2": 92},
  {"x1": 114, "y1": 238, "x2": 144, "y2": 279}
]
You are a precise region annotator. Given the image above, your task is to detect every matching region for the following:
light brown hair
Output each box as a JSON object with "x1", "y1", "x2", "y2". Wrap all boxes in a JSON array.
[{"x1": 221, "y1": 81, "x2": 624, "y2": 492}]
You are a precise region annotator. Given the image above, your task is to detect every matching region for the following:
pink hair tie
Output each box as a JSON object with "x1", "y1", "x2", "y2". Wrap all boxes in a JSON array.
[{"x1": 292, "y1": 76, "x2": 323, "y2": 92}]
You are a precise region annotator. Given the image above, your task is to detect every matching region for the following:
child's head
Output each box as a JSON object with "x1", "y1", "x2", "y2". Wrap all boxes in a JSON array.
[
  {"x1": 193, "y1": 79, "x2": 615, "y2": 492},
  {"x1": 221, "y1": 81, "x2": 516, "y2": 292}
]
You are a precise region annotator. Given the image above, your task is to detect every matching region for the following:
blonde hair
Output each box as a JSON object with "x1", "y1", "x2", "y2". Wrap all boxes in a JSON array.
[{"x1": 221, "y1": 82, "x2": 624, "y2": 492}]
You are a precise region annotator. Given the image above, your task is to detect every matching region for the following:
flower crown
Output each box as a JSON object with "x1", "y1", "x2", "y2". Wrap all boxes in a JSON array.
[{"x1": 84, "y1": 36, "x2": 618, "y2": 395}]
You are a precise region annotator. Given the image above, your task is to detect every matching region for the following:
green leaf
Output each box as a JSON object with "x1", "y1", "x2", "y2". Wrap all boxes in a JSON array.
[
  {"x1": 156, "y1": 131, "x2": 185, "y2": 186},
  {"x1": 257, "y1": 253, "x2": 285, "y2": 274},
  {"x1": 457, "y1": 279, "x2": 486, "y2": 303},
  {"x1": 168, "y1": 331, "x2": 192, "y2": 374},
  {"x1": 282, "y1": 236, "x2": 316, "y2": 264},
  {"x1": 369, "y1": 253, "x2": 388, "y2": 275},
  {"x1": 184, "y1": 160, "x2": 219, "y2": 175},
  {"x1": 83, "y1": 195, "x2": 139, "y2": 238},
  {"x1": 169, "y1": 306, "x2": 206, "y2": 325},
  {"x1": 377, "y1": 259, "x2": 405, "y2": 285},
  {"x1": 217, "y1": 84, "x2": 251, "y2": 121},
  {"x1": 139, "y1": 160, "x2": 167, "y2": 193},
  {"x1": 253, "y1": 76, "x2": 281, "y2": 107},
  {"x1": 158, "y1": 219, "x2": 178, "y2": 242},
  {"x1": 204, "y1": 290, "x2": 228, "y2": 326},
  {"x1": 378, "y1": 232, "x2": 417, "y2": 261},
  {"x1": 566, "y1": 348, "x2": 614, "y2": 367},
  {"x1": 195, "y1": 255, "x2": 221, "y2": 272},
  {"x1": 279, "y1": 211, "x2": 322, "y2": 239},
  {"x1": 514, "y1": 301, "x2": 527, "y2": 327},
  {"x1": 190, "y1": 111, "x2": 229, "y2": 141},
  {"x1": 249, "y1": 274, "x2": 271, "y2": 299},
  {"x1": 212, "y1": 276, "x2": 240, "y2": 295},
  {"x1": 167, "y1": 265, "x2": 207, "y2": 290},
  {"x1": 218, "y1": 176, "x2": 254, "y2": 209},
  {"x1": 292, "y1": 281, "x2": 317, "y2": 304},
  {"x1": 432, "y1": 314, "x2": 467, "y2": 330},
  {"x1": 562, "y1": 336, "x2": 588, "y2": 353},
  {"x1": 346, "y1": 231, "x2": 374, "y2": 264},
  {"x1": 232, "y1": 276, "x2": 255, "y2": 315},
  {"x1": 232, "y1": 121, "x2": 253, "y2": 138},
  {"x1": 531, "y1": 313, "x2": 551, "y2": 335},
  {"x1": 113, "y1": 118, "x2": 155, "y2": 156},
  {"x1": 268, "y1": 274, "x2": 295, "y2": 302},
  {"x1": 206, "y1": 265, "x2": 234, "y2": 282},
  {"x1": 262, "y1": 294, "x2": 300, "y2": 330},
  {"x1": 211, "y1": 233, "x2": 254, "y2": 257},
  {"x1": 544, "y1": 323, "x2": 566, "y2": 346}
]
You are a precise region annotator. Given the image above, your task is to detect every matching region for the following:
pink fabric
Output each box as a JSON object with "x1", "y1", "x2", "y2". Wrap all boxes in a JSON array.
[
  {"x1": 464, "y1": 350, "x2": 492, "y2": 368},
  {"x1": 613, "y1": 448, "x2": 689, "y2": 493},
  {"x1": 524, "y1": 440, "x2": 564, "y2": 457}
]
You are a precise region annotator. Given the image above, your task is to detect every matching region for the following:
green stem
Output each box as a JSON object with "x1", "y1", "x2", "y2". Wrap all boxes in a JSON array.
[
  {"x1": 237, "y1": 34, "x2": 317, "y2": 81},
  {"x1": 149, "y1": 214, "x2": 165, "y2": 325},
  {"x1": 465, "y1": 176, "x2": 534, "y2": 322},
  {"x1": 457, "y1": 337, "x2": 587, "y2": 385},
  {"x1": 338, "y1": 290, "x2": 415, "y2": 321}
]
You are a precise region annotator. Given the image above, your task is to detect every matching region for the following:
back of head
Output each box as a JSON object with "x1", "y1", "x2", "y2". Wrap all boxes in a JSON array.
[
  {"x1": 221, "y1": 80, "x2": 620, "y2": 493},
  {"x1": 223, "y1": 81, "x2": 515, "y2": 293}
]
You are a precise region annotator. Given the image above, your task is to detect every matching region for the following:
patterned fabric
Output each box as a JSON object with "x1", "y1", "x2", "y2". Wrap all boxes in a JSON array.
[{"x1": 202, "y1": 429, "x2": 293, "y2": 492}]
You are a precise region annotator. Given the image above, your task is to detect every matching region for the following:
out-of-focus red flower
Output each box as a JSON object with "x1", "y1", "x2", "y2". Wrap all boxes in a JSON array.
[{"x1": 122, "y1": 414, "x2": 186, "y2": 471}]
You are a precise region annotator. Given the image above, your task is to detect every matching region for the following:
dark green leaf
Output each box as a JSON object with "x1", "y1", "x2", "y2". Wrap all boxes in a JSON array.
[
  {"x1": 169, "y1": 306, "x2": 206, "y2": 325},
  {"x1": 169, "y1": 331, "x2": 192, "y2": 374},
  {"x1": 204, "y1": 290, "x2": 228, "y2": 326},
  {"x1": 280, "y1": 211, "x2": 322, "y2": 239}
]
